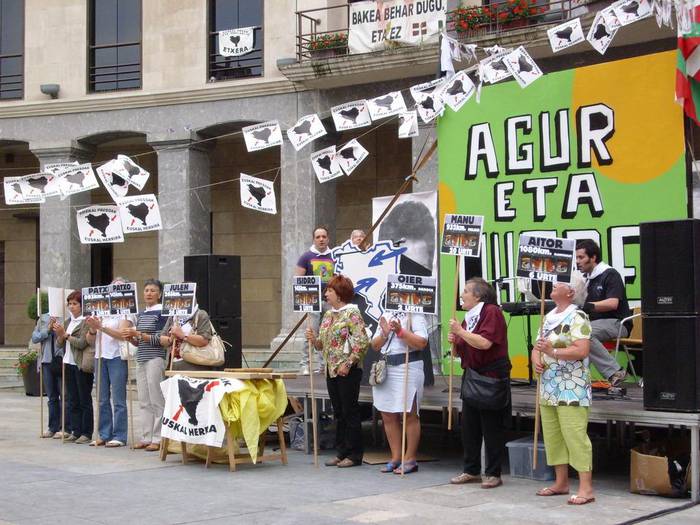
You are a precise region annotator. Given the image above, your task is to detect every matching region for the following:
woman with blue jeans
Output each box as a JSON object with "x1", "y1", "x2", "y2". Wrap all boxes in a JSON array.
[
  {"x1": 32, "y1": 312, "x2": 65, "y2": 438},
  {"x1": 86, "y1": 278, "x2": 133, "y2": 447}
]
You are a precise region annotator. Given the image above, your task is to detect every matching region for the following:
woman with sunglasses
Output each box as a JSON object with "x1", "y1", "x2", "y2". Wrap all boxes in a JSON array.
[{"x1": 532, "y1": 271, "x2": 595, "y2": 506}]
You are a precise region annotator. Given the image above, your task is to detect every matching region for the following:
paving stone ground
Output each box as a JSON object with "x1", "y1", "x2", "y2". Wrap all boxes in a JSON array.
[{"x1": 0, "y1": 389, "x2": 697, "y2": 524}]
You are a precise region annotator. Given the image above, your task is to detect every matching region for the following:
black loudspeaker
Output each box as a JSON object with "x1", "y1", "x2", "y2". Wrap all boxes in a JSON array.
[
  {"x1": 643, "y1": 315, "x2": 700, "y2": 412},
  {"x1": 211, "y1": 317, "x2": 242, "y2": 369},
  {"x1": 641, "y1": 219, "x2": 700, "y2": 314},
  {"x1": 184, "y1": 255, "x2": 241, "y2": 318}
]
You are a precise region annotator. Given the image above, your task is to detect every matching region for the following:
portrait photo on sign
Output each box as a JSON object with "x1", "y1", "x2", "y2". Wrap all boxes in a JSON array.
[
  {"x1": 331, "y1": 100, "x2": 371, "y2": 131},
  {"x1": 286, "y1": 113, "x2": 327, "y2": 151},
  {"x1": 547, "y1": 18, "x2": 585, "y2": 53},
  {"x1": 76, "y1": 205, "x2": 124, "y2": 244},
  {"x1": 117, "y1": 194, "x2": 163, "y2": 233},
  {"x1": 337, "y1": 139, "x2": 369, "y2": 175},
  {"x1": 97, "y1": 159, "x2": 130, "y2": 201},
  {"x1": 242, "y1": 121, "x2": 283, "y2": 152},
  {"x1": 240, "y1": 173, "x2": 277, "y2": 214},
  {"x1": 373, "y1": 190, "x2": 438, "y2": 278},
  {"x1": 367, "y1": 91, "x2": 407, "y2": 121},
  {"x1": 311, "y1": 145, "x2": 344, "y2": 183},
  {"x1": 57, "y1": 164, "x2": 100, "y2": 197}
]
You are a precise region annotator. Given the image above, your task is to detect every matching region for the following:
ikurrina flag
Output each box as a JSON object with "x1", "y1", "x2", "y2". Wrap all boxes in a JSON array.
[{"x1": 676, "y1": 3, "x2": 700, "y2": 123}]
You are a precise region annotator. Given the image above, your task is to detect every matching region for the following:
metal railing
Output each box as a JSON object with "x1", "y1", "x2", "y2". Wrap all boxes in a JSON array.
[
  {"x1": 88, "y1": 41, "x2": 142, "y2": 93},
  {"x1": 295, "y1": 1, "x2": 576, "y2": 63},
  {"x1": 0, "y1": 53, "x2": 23, "y2": 100}
]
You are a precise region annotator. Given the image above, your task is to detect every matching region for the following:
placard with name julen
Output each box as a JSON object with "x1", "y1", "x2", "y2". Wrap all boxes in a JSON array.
[
  {"x1": 384, "y1": 274, "x2": 437, "y2": 315},
  {"x1": 516, "y1": 234, "x2": 575, "y2": 283},
  {"x1": 292, "y1": 276, "x2": 322, "y2": 313},
  {"x1": 162, "y1": 283, "x2": 197, "y2": 317},
  {"x1": 440, "y1": 214, "x2": 483, "y2": 257}
]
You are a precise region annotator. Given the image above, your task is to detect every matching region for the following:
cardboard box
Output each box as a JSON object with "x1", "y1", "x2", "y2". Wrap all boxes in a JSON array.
[{"x1": 630, "y1": 442, "x2": 691, "y2": 496}]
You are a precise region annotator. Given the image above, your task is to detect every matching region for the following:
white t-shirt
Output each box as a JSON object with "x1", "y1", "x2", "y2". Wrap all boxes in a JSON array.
[
  {"x1": 98, "y1": 317, "x2": 126, "y2": 359},
  {"x1": 63, "y1": 316, "x2": 84, "y2": 366}
]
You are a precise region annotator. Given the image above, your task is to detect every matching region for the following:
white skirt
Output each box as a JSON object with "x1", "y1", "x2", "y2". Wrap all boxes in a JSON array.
[{"x1": 372, "y1": 360, "x2": 424, "y2": 414}]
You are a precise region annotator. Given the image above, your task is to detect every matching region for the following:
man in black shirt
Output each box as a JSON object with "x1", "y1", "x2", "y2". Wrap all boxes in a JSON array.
[{"x1": 576, "y1": 239, "x2": 631, "y2": 387}]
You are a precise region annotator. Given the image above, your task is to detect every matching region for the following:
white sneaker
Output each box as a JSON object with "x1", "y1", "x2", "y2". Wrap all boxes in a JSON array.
[{"x1": 299, "y1": 364, "x2": 310, "y2": 376}]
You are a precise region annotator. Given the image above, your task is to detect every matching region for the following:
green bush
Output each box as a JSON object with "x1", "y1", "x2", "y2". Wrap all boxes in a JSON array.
[{"x1": 27, "y1": 292, "x2": 49, "y2": 320}]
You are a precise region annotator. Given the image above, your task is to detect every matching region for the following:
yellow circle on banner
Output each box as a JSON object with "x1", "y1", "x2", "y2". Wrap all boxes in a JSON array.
[
  {"x1": 438, "y1": 181, "x2": 457, "y2": 235},
  {"x1": 571, "y1": 51, "x2": 684, "y2": 184}
]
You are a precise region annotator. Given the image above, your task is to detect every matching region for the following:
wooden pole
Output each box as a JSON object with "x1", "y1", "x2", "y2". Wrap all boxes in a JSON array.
[
  {"x1": 306, "y1": 316, "x2": 319, "y2": 468},
  {"x1": 38, "y1": 287, "x2": 43, "y2": 438},
  {"x1": 94, "y1": 329, "x2": 103, "y2": 446},
  {"x1": 358, "y1": 140, "x2": 437, "y2": 252},
  {"x1": 532, "y1": 280, "x2": 546, "y2": 469},
  {"x1": 262, "y1": 313, "x2": 309, "y2": 368},
  {"x1": 61, "y1": 289, "x2": 66, "y2": 443},
  {"x1": 448, "y1": 256, "x2": 461, "y2": 431},
  {"x1": 169, "y1": 316, "x2": 178, "y2": 372},
  {"x1": 128, "y1": 335, "x2": 135, "y2": 450},
  {"x1": 400, "y1": 342, "x2": 410, "y2": 477}
]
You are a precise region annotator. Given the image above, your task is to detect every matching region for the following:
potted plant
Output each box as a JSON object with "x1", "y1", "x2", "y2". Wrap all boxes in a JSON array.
[
  {"x1": 494, "y1": 0, "x2": 544, "y2": 29},
  {"x1": 16, "y1": 348, "x2": 41, "y2": 396},
  {"x1": 448, "y1": 5, "x2": 493, "y2": 34},
  {"x1": 307, "y1": 32, "x2": 348, "y2": 59}
]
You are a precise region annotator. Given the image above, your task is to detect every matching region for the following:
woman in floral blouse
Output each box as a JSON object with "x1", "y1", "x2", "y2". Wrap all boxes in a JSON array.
[
  {"x1": 306, "y1": 274, "x2": 369, "y2": 467},
  {"x1": 532, "y1": 271, "x2": 595, "y2": 505}
]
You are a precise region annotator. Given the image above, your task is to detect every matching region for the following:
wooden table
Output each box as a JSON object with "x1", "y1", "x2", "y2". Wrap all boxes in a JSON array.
[{"x1": 161, "y1": 370, "x2": 296, "y2": 471}]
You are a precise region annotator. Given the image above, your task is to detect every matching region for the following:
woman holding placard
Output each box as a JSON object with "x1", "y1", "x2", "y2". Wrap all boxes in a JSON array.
[
  {"x1": 53, "y1": 290, "x2": 93, "y2": 444},
  {"x1": 121, "y1": 279, "x2": 167, "y2": 451},
  {"x1": 86, "y1": 277, "x2": 133, "y2": 448},
  {"x1": 159, "y1": 305, "x2": 214, "y2": 371},
  {"x1": 370, "y1": 312, "x2": 428, "y2": 474},
  {"x1": 305, "y1": 275, "x2": 369, "y2": 468},
  {"x1": 531, "y1": 273, "x2": 595, "y2": 506},
  {"x1": 448, "y1": 278, "x2": 511, "y2": 489}
]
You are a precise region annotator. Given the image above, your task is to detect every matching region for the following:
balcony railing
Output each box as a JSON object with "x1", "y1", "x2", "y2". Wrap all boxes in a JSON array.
[{"x1": 296, "y1": 1, "x2": 577, "y2": 62}]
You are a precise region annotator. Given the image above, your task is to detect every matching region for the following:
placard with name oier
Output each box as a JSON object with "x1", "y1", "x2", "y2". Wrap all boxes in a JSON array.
[{"x1": 384, "y1": 274, "x2": 437, "y2": 315}]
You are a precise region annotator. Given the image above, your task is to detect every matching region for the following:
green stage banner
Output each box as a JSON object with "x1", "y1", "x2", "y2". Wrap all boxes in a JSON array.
[{"x1": 438, "y1": 51, "x2": 688, "y2": 379}]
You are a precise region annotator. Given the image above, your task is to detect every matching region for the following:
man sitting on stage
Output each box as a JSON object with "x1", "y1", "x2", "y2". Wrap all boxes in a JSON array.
[{"x1": 575, "y1": 239, "x2": 631, "y2": 387}]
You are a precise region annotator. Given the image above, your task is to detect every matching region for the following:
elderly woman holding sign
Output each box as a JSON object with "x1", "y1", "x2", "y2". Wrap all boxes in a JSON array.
[
  {"x1": 306, "y1": 275, "x2": 370, "y2": 468},
  {"x1": 86, "y1": 277, "x2": 133, "y2": 448},
  {"x1": 370, "y1": 311, "x2": 428, "y2": 474},
  {"x1": 448, "y1": 278, "x2": 511, "y2": 489},
  {"x1": 159, "y1": 305, "x2": 214, "y2": 372},
  {"x1": 53, "y1": 291, "x2": 94, "y2": 444},
  {"x1": 531, "y1": 272, "x2": 595, "y2": 505},
  {"x1": 121, "y1": 279, "x2": 168, "y2": 451}
]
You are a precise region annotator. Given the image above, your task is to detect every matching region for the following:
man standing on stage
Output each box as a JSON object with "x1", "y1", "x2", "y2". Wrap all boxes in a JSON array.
[
  {"x1": 296, "y1": 226, "x2": 335, "y2": 375},
  {"x1": 576, "y1": 239, "x2": 631, "y2": 387}
]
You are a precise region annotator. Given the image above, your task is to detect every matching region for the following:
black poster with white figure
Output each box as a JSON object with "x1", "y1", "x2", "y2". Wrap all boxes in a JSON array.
[
  {"x1": 117, "y1": 194, "x2": 163, "y2": 233},
  {"x1": 82, "y1": 286, "x2": 111, "y2": 317},
  {"x1": 440, "y1": 214, "x2": 483, "y2": 258},
  {"x1": 286, "y1": 113, "x2": 327, "y2": 151},
  {"x1": 162, "y1": 283, "x2": 197, "y2": 317},
  {"x1": 76, "y1": 205, "x2": 124, "y2": 244},
  {"x1": 109, "y1": 282, "x2": 139, "y2": 316},
  {"x1": 516, "y1": 234, "x2": 575, "y2": 283},
  {"x1": 331, "y1": 100, "x2": 372, "y2": 131},
  {"x1": 385, "y1": 274, "x2": 437, "y2": 315},
  {"x1": 243, "y1": 121, "x2": 283, "y2": 152},
  {"x1": 293, "y1": 276, "x2": 322, "y2": 313},
  {"x1": 240, "y1": 173, "x2": 277, "y2": 214}
]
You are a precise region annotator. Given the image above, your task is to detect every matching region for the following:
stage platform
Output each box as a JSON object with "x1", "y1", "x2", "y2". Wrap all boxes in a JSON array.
[{"x1": 285, "y1": 376, "x2": 700, "y2": 502}]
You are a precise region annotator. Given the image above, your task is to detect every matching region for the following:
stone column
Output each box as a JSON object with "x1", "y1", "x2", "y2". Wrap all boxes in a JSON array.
[
  {"x1": 32, "y1": 146, "x2": 94, "y2": 290},
  {"x1": 150, "y1": 139, "x2": 211, "y2": 283},
  {"x1": 412, "y1": 128, "x2": 439, "y2": 193},
  {"x1": 270, "y1": 138, "x2": 336, "y2": 366}
]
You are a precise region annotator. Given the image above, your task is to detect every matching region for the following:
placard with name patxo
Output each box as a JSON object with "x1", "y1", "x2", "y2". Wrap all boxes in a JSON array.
[
  {"x1": 384, "y1": 274, "x2": 437, "y2": 315},
  {"x1": 440, "y1": 214, "x2": 483, "y2": 257},
  {"x1": 109, "y1": 282, "x2": 139, "y2": 316},
  {"x1": 292, "y1": 276, "x2": 322, "y2": 313},
  {"x1": 162, "y1": 283, "x2": 197, "y2": 317},
  {"x1": 516, "y1": 234, "x2": 575, "y2": 283}
]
